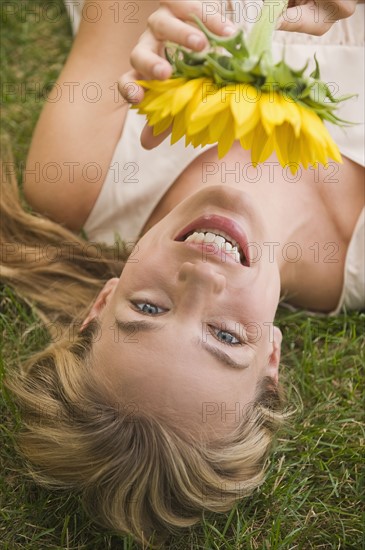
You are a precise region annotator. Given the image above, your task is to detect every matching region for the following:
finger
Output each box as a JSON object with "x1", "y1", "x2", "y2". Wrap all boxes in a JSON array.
[
  {"x1": 130, "y1": 30, "x2": 173, "y2": 80},
  {"x1": 118, "y1": 70, "x2": 145, "y2": 103},
  {"x1": 160, "y1": 0, "x2": 237, "y2": 36},
  {"x1": 140, "y1": 123, "x2": 172, "y2": 149},
  {"x1": 148, "y1": 8, "x2": 208, "y2": 51},
  {"x1": 148, "y1": 5, "x2": 236, "y2": 50},
  {"x1": 276, "y1": 3, "x2": 333, "y2": 36}
]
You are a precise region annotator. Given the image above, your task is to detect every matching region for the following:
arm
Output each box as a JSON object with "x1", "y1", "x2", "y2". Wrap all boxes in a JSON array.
[{"x1": 24, "y1": 0, "x2": 160, "y2": 231}]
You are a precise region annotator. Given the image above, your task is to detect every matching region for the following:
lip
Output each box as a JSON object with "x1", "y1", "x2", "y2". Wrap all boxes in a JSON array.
[{"x1": 174, "y1": 214, "x2": 250, "y2": 266}]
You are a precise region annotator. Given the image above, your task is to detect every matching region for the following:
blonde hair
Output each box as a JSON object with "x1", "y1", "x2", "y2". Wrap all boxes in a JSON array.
[{"x1": 1, "y1": 156, "x2": 285, "y2": 546}]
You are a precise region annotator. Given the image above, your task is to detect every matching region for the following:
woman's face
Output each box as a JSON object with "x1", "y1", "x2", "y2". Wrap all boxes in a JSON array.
[{"x1": 88, "y1": 186, "x2": 282, "y2": 438}]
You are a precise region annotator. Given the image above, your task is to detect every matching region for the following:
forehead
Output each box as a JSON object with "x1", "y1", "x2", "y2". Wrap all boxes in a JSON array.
[{"x1": 92, "y1": 314, "x2": 262, "y2": 433}]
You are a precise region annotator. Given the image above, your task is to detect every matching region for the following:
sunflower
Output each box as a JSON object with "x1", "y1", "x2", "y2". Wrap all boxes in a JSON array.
[{"x1": 133, "y1": 0, "x2": 353, "y2": 173}]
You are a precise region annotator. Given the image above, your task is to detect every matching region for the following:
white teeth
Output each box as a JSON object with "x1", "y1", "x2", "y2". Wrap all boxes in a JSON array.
[
  {"x1": 214, "y1": 236, "x2": 226, "y2": 246},
  {"x1": 183, "y1": 229, "x2": 244, "y2": 265},
  {"x1": 224, "y1": 243, "x2": 240, "y2": 263},
  {"x1": 184, "y1": 228, "x2": 238, "y2": 246},
  {"x1": 229, "y1": 247, "x2": 241, "y2": 263},
  {"x1": 184, "y1": 231, "x2": 231, "y2": 247},
  {"x1": 195, "y1": 232, "x2": 205, "y2": 243},
  {"x1": 204, "y1": 232, "x2": 217, "y2": 243}
]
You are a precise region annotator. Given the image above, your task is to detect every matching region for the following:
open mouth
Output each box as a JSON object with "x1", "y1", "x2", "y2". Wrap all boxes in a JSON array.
[{"x1": 174, "y1": 215, "x2": 250, "y2": 267}]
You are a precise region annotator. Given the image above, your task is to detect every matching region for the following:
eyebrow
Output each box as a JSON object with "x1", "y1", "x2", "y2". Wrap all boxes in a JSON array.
[
  {"x1": 115, "y1": 319, "x2": 165, "y2": 334},
  {"x1": 115, "y1": 318, "x2": 249, "y2": 370}
]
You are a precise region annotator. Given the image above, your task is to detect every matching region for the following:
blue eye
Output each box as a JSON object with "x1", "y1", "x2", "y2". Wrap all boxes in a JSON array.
[
  {"x1": 133, "y1": 302, "x2": 165, "y2": 315},
  {"x1": 211, "y1": 327, "x2": 241, "y2": 346}
]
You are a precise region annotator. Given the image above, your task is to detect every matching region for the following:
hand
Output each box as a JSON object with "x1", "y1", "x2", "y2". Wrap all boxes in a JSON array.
[
  {"x1": 118, "y1": 0, "x2": 237, "y2": 148},
  {"x1": 277, "y1": 0, "x2": 358, "y2": 36}
]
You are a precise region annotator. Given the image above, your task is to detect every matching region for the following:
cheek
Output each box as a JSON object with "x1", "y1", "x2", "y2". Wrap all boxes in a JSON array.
[{"x1": 253, "y1": 267, "x2": 281, "y2": 310}]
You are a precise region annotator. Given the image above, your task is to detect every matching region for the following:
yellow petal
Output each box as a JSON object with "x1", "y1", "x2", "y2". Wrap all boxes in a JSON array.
[
  {"x1": 259, "y1": 92, "x2": 286, "y2": 135},
  {"x1": 230, "y1": 85, "x2": 253, "y2": 124},
  {"x1": 274, "y1": 123, "x2": 293, "y2": 167},
  {"x1": 209, "y1": 108, "x2": 231, "y2": 142},
  {"x1": 251, "y1": 123, "x2": 274, "y2": 165},
  {"x1": 299, "y1": 134, "x2": 313, "y2": 169},
  {"x1": 312, "y1": 138, "x2": 329, "y2": 166},
  {"x1": 325, "y1": 136, "x2": 342, "y2": 163},
  {"x1": 189, "y1": 127, "x2": 211, "y2": 148},
  {"x1": 141, "y1": 89, "x2": 175, "y2": 114},
  {"x1": 235, "y1": 105, "x2": 260, "y2": 140},
  {"x1": 231, "y1": 95, "x2": 260, "y2": 139},
  {"x1": 136, "y1": 78, "x2": 186, "y2": 91},
  {"x1": 300, "y1": 107, "x2": 328, "y2": 146},
  {"x1": 170, "y1": 78, "x2": 205, "y2": 116},
  {"x1": 148, "y1": 108, "x2": 169, "y2": 126},
  {"x1": 153, "y1": 115, "x2": 173, "y2": 136},
  {"x1": 171, "y1": 108, "x2": 187, "y2": 145},
  {"x1": 287, "y1": 135, "x2": 301, "y2": 169},
  {"x1": 217, "y1": 113, "x2": 236, "y2": 158},
  {"x1": 187, "y1": 114, "x2": 212, "y2": 136},
  {"x1": 301, "y1": 126, "x2": 330, "y2": 166},
  {"x1": 184, "y1": 78, "x2": 212, "y2": 125},
  {"x1": 190, "y1": 87, "x2": 227, "y2": 123},
  {"x1": 200, "y1": 131, "x2": 215, "y2": 148},
  {"x1": 240, "y1": 127, "x2": 255, "y2": 150},
  {"x1": 298, "y1": 109, "x2": 343, "y2": 167},
  {"x1": 136, "y1": 90, "x2": 161, "y2": 114},
  {"x1": 283, "y1": 97, "x2": 301, "y2": 137}
]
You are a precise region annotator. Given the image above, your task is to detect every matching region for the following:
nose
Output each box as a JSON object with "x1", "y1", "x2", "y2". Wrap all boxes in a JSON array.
[{"x1": 176, "y1": 261, "x2": 226, "y2": 311}]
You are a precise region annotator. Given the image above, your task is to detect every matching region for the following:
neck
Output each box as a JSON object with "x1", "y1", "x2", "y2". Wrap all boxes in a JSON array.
[
  {"x1": 236, "y1": 167, "x2": 310, "y2": 290},
  {"x1": 141, "y1": 145, "x2": 312, "y2": 292}
]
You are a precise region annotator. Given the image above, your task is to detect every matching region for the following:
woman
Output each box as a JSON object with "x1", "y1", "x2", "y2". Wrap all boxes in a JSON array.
[{"x1": 1, "y1": 0, "x2": 364, "y2": 546}]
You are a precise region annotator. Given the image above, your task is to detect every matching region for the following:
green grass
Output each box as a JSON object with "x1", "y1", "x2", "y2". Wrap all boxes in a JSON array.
[{"x1": 1, "y1": 1, "x2": 364, "y2": 548}]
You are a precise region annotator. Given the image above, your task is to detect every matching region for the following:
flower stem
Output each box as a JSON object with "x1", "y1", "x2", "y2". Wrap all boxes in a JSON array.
[{"x1": 247, "y1": 0, "x2": 288, "y2": 63}]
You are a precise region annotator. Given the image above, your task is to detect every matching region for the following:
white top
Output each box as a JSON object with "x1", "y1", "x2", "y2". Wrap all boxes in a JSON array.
[
  {"x1": 63, "y1": 0, "x2": 365, "y2": 316},
  {"x1": 339, "y1": 209, "x2": 364, "y2": 314}
]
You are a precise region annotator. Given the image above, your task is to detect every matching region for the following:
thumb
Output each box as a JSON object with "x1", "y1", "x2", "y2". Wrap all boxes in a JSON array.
[{"x1": 118, "y1": 70, "x2": 145, "y2": 103}]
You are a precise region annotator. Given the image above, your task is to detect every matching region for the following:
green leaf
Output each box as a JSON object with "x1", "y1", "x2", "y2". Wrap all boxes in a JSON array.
[
  {"x1": 309, "y1": 81, "x2": 328, "y2": 104},
  {"x1": 272, "y1": 61, "x2": 296, "y2": 88},
  {"x1": 175, "y1": 56, "x2": 205, "y2": 78},
  {"x1": 205, "y1": 55, "x2": 236, "y2": 80},
  {"x1": 310, "y1": 54, "x2": 321, "y2": 80}
]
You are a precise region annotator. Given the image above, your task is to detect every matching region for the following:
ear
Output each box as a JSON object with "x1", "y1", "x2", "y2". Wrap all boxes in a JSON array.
[
  {"x1": 80, "y1": 278, "x2": 119, "y2": 331},
  {"x1": 266, "y1": 325, "x2": 282, "y2": 384}
]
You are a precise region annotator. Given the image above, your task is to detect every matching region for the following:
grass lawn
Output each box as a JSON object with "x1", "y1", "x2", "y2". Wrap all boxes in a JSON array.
[{"x1": 1, "y1": 1, "x2": 364, "y2": 548}]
